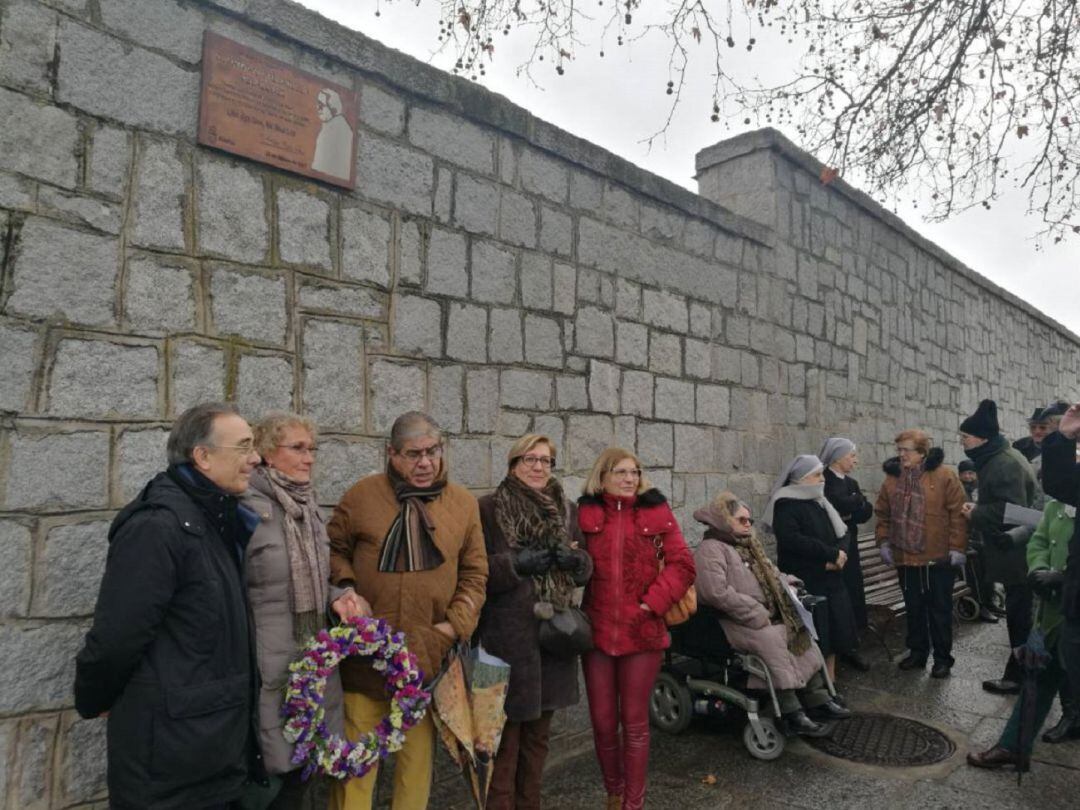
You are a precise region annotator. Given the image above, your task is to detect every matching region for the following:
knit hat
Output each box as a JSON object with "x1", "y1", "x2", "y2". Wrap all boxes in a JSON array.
[
  {"x1": 960, "y1": 399, "x2": 1000, "y2": 439},
  {"x1": 958, "y1": 459, "x2": 976, "y2": 473}
]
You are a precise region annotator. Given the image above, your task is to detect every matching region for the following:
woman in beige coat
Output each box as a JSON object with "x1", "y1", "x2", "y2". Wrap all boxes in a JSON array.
[
  {"x1": 693, "y1": 491, "x2": 848, "y2": 736},
  {"x1": 243, "y1": 412, "x2": 345, "y2": 809}
]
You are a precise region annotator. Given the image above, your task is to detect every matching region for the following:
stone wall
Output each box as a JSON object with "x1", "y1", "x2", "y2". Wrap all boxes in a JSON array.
[{"x1": 0, "y1": 0, "x2": 1077, "y2": 806}]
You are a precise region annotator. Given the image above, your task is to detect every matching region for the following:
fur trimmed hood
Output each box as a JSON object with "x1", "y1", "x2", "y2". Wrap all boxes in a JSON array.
[
  {"x1": 882, "y1": 446, "x2": 945, "y2": 477},
  {"x1": 578, "y1": 487, "x2": 667, "y2": 508}
]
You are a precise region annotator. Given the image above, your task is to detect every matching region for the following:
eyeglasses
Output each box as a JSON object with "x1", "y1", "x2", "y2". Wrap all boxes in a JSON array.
[
  {"x1": 735, "y1": 516, "x2": 754, "y2": 526},
  {"x1": 207, "y1": 439, "x2": 257, "y2": 455},
  {"x1": 278, "y1": 443, "x2": 318, "y2": 456},
  {"x1": 896, "y1": 446, "x2": 919, "y2": 454},
  {"x1": 608, "y1": 468, "x2": 642, "y2": 480},
  {"x1": 518, "y1": 455, "x2": 554, "y2": 469},
  {"x1": 398, "y1": 445, "x2": 444, "y2": 464}
]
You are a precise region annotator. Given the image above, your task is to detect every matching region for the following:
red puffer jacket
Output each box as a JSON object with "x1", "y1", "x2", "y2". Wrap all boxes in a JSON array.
[{"x1": 578, "y1": 489, "x2": 696, "y2": 656}]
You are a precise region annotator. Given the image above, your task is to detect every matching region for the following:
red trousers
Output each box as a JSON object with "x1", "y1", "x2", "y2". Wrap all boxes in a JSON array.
[
  {"x1": 487, "y1": 711, "x2": 554, "y2": 810},
  {"x1": 582, "y1": 650, "x2": 662, "y2": 810}
]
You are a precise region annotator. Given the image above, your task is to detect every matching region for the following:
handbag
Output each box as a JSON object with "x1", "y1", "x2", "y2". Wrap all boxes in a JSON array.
[
  {"x1": 538, "y1": 606, "x2": 593, "y2": 657},
  {"x1": 653, "y1": 535, "x2": 697, "y2": 626}
]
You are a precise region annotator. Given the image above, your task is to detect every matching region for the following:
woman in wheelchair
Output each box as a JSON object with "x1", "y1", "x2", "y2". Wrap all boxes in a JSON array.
[{"x1": 693, "y1": 491, "x2": 850, "y2": 736}]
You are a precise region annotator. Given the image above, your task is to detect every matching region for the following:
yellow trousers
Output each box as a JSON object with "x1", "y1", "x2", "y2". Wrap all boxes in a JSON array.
[{"x1": 330, "y1": 690, "x2": 435, "y2": 810}]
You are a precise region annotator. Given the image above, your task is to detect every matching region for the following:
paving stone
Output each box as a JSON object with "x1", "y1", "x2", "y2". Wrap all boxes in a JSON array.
[
  {"x1": 369, "y1": 359, "x2": 426, "y2": 434},
  {"x1": 409, "y1": 107, "x2": 494, "y2": 175},
  {"x1": 278, "y1": 188, "x2": 332, "y2": 271},
  {"x1": 0, "y1": 87, "x2": 78, "y2": 188},
  {"x1": 426, "y1": 227, "x2": 469, "y2": 298},
  {"x1": 0, "y1": 622, "x2": 86, "y2": 712},
  {"x1": 170, "y1": 341, "x2": 226, "y2": 416},
  {"x1": 501, "y1": 369, "x2": 552, "y2": 411},
  {"x1": 574, "y1": 306, "x2": 614, "y2": 358},
  {"x1": 313, "y1": 438, "x2": 384, "y2": 505},
  {"x1": 0, "y1": 322, "x2": 40, "y2": 413},
  {"x1": 8, "y1": 218, "x2": 118, "y2": 327},
  {"x1": 696, "y1": 383, "x2": 731, "y2": 427},
  {"x1": 524, "y1": 314, "x2": 563, "y2": 369},
  {"x1": 234, "y1": 354, "x2": 293, "y2": 418},
  {"x1": 587, "y1": 360, "x2": 620, "y2": 415},
  {"x1": 302, "y1": 319, "x2": 364, "y2": 431},
  {"x1": 356, "y1": 133, "x2": 434, "y2": 216},
  {"x1": 197, "y1": 159, "x2": 268, "y2": 263},
  {"x1": 61, "y1": 716, "x2": 108, "y2": 804},
  {"x1": 36, "y1": 521, "x2": 110, "y2": 616},
  {"x1": 393, "y1": 293, "x2": 442, "y2": 357},
  {"x1": 446, "y1": 302, "x2": 487, "y2": 363},
  {"x1": 620, "y1": 369, "x2": 654, "y2": 418},
  {"x1": 210, "y1": 266, "x2": 287, "y2": 346},
  {"x1": 131, "y1": 138, "x2": 187, "y2": 250},
  {"x1": 57, "y1": 19, "x2": 199, "y2": 136},
  {"x1": 472, "y1": 241, "x2": 517, "y2": 304},
  {"x1": 556, "y1": 375, "x2": 588, "y2": 411},
  {"x1": 359, "y1": 82, "x2": 405, "y2": 135},
  {"x1": 654, "y1": 377, "x2": 695, "y2": 423},
  {"x1": 298, "y1": 280, "x2": 386, "y2": 319},
  {"x1": 489, "y1": 308, "x2": 523, "y2": 364},
  {"x1": 0, "y1": 521, "x2": 31, "y2": 617},
  {"x1": 466, "y1": 368, "x2": 499, "y2": 432},
  {"x1": 429, "y1": 365, "x2": 464, "y2": 433},
  {"x1": 115, "y1": 427, "x2": 168, "y2": 504},
  {"x1": 124, "y1": 254, "x2": 197, "y2": 334},
  {"x1": 341, "y1": 206, "x2": 391, "y2": 287},
  {"x1": 48, "y1": 339, "x2": 159, "y2": 419}
]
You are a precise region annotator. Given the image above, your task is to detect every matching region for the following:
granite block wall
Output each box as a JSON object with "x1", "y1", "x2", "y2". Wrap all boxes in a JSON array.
[{"x1": 1, "y1": 0, "x2": 1078, "y2": 805}]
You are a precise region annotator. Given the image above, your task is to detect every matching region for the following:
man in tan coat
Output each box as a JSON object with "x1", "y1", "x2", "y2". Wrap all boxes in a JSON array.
[{"x1": 328, "y1": 410, "x2": 487, "y2": 810}]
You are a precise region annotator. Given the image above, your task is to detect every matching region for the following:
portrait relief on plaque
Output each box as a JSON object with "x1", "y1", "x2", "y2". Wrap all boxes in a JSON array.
[{"x1": 198, "y1": 32, "x2": 358, "y2": 189}]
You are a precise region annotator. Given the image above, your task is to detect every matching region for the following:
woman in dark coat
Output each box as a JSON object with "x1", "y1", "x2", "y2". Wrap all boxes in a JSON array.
[
  {"x1": 765, "y1": 454, "x2": 857, "y2": 683},
  {"x1": 476, "y1": 433, "x2": 592, "y2": 810},
  {"x1": 820, "y1": 437, "x2": 874, "y2": 671}
]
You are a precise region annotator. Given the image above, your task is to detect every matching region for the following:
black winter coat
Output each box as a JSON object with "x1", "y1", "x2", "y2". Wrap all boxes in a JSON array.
[
  {"x1": 1041, "y1": 431, "x2": 1080, "y2": 620},
  {"x1": 74, "y1": 472, "x2": 257, "y2": 809},
  {"x1": 475, "y1": 493, "x2": 592, "y2": 722},
  {"x1": 823, "y1": 469, "x2": 873, "y2": 632}
]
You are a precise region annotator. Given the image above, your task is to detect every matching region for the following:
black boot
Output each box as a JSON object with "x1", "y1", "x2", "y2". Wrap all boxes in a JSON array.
[
  {"x1": 1042, "y1": 706, "x2": 1080, "y2": 744},
  {"x1": 782, "y1": 710, "x2": 830, "y2": 738}
]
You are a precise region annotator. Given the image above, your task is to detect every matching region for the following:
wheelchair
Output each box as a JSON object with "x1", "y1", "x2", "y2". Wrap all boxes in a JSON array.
[{"x1": 648, "y1": 602, "x2": 836, "y2": 761}]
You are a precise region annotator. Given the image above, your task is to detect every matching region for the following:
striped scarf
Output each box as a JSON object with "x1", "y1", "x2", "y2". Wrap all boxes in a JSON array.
[{"x1": 378, "y1": 470, "x2": 447, "y2": 573}]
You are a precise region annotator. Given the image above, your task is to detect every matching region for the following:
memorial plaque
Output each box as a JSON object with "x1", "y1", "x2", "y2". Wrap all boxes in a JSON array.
[{"x1": 198, "y1": 32, "x2": 358, "y2": 189}]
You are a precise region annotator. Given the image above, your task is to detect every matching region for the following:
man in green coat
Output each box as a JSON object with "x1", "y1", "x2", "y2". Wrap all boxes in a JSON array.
[
  {"x1": 966, "y1": 497, "x2": 1076, "y2": 770},
  {"x1": 960, "y1": 399, "x2": 1037, "y2": 694}
]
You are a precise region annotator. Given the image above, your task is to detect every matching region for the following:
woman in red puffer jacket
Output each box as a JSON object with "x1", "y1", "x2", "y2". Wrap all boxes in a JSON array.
[{"x1": 577, "y1": 448, "x2": 695, "y2": 810}]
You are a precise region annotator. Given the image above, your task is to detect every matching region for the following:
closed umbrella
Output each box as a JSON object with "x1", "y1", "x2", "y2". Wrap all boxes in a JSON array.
[{"x1": 1014, "y1": 599, "x2": 1051, "y2": 784}]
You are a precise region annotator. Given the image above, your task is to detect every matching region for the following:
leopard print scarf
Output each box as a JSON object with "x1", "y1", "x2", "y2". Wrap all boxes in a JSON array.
[{"x1": 493, "y1": 475, "x2": 575, "y2": 609}]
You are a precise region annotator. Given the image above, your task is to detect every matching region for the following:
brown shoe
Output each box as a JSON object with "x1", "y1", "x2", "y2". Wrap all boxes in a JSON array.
[
  {"x1": 966, "y1": 746, "x2": 1019, "y2": 770},
  {"x1": 605, "y1": 796, "x2": 623, "y2": 810}
]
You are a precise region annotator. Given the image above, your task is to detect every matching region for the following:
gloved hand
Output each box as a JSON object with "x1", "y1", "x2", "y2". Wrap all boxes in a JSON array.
[
  {"x1": 1028, "y1": 568, "x2": 1065, "y2": 597},
  {"x1": 879, "y1": 544, "x2": 894, "y2": 567},
  {"x1": 552, "y1": 544, "x2": 586, "y2": 574},
  {"x1": 512, "y1": 548, "x2": 553, "y2": 576},
  {"x1": 948, "y1": 550, "x2": 966, "y2": 568}
]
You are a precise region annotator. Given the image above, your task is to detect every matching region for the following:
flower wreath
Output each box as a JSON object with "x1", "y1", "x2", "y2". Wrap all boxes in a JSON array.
[{"x1": 282, "y1": 616, "x2": 431, "y2": 780}]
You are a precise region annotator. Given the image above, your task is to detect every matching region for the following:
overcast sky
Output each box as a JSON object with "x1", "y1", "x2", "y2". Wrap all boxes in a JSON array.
[{"x1": 297, "y1": 1, "x2": 1080, "y2": 336}]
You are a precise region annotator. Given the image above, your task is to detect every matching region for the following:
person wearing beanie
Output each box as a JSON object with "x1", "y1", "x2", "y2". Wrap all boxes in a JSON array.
[
  {"x1": 956, "y1": 459, "x2": 999, "y2": 623},
  {"x1": 960, "y1": 399, "x2": 1038, "y2": 694}
]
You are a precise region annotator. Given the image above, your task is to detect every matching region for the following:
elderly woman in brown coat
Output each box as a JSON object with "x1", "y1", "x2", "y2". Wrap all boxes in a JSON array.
[
  {"x1": 243, "y1": 412, "x2": 345, "y2": 809},
  {"x1": 477, "y1": 434, "x2": 592, "y2": 810},
  {"x1": 694, "y1": 491, "x2": 849, "y2": 736}
]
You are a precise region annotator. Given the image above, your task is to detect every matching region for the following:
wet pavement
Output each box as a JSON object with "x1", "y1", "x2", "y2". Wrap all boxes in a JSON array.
[{"x1": 435, "y1": 616, "x2": 1080, "y2": 808}]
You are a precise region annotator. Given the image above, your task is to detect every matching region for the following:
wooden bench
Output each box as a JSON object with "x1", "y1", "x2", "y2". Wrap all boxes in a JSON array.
[{"x1": 858, "y1": 532, "x2": 971, "y2": 659}]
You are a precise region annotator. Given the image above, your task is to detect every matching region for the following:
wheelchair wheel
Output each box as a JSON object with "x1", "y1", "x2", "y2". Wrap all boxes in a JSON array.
[
  {"x1": 649, "y1": 672, "x2": 692, "y2": 734},
  {"x1": 956, "y1": 595, "x2": 980, "y2": 623},
  {"x1": 743, "y1": 718, "x2": 785, "y2": 761}
]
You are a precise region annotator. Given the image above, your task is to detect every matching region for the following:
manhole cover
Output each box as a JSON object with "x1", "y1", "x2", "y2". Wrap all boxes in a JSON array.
[{"x1": 804, "y1": 713, "x2": 956, "y2": 766}]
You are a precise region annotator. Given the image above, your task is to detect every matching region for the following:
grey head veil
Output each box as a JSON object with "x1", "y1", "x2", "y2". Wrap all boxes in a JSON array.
[
  {"x1": 762, "y1": 454, "x2": 847, "y2": 537},
  {"x1": 818, "y1": 437, "x2": 856, "y2": 470}
]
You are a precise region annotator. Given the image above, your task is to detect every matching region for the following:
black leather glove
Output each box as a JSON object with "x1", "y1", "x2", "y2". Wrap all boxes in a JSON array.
[
  {"x1": 1028, "y1": 568, "x2": 1065, "y2": 597},
  {"x1": 512, "y1": 548, "x2": 553, "y2": 576},
  {"x1": 552, "y1": 544, "x2": 585, "y2": 574}
]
